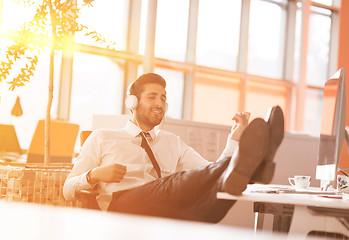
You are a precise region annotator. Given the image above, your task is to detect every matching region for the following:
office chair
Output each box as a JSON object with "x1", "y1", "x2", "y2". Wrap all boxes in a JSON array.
[
  {"x1": 27, "y1": 120, "x2": 79, "y2": 163},
  {"x1": 0, "y1": 124, "x2": 22, "y2": 155},
  {"x1": 75, "y1": 130, "x2": 100, "y2": 210}
]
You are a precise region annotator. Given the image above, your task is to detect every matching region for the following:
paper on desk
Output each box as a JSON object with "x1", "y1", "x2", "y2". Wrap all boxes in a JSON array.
[{"x1": 246, "y1": 184, "x2": 337, "y2": 195}]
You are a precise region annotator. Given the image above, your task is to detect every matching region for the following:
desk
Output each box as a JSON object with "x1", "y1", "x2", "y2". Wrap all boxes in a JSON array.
[
  {"x1": 0, "y1": 201, "x2": 297, "y2": 240},
  {"x1": 218, "y1": 184, "x2": 349, "y2": 239}
]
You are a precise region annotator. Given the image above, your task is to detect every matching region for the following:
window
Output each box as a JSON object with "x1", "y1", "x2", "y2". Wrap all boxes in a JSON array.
[
  {"x1": 154, "y1": 0, "x2": 190, "y2": 62},
  {"x1": 196, "y1": 0, "x2": 241, "y2": 70},
  {"x1": 192, "y1": 73, "x2": 241, "y2": 126},
  {"x1": 247, "y1": 0, "x2": 286, "y2": 78},
  {"x1": 0, "y1": 46, "x2": 61, "y2": 149},
  {"x1": 75, "y1": 0, "x2": 128, "y2": 51},
  {"x1": 1, "y1": 0, "x2": 36, "y2": 31},
  {"x1": 304, "y1": 89, "x2": 323, "y2": 135},
  {"x1": 302, "y1": 6, "x2": 332, "y2": 134},
  {"x1": 245, "y1": 80, "x2": 288, "y2": 119},
  {"x1": 306, "y1": 7, "x2": 331, "y2": 86},
  {"x1": 0, "y1": 0, "x2": 342, "y2": 146},
  {"x1": 312, "y1": 0, "x2": 333, "y2": 5},
  {"x1": 154, "y1": 67, "x2": 184, "y2": 119},
  {"x1": 70, "y1": 52, "x2": 124, "y2": 133},
  {"x1": 139, "y1": 0, "x2": 148, "y2": 55}
]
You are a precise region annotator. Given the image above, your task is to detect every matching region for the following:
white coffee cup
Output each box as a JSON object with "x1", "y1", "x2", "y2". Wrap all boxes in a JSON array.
[{"x1": 288, "y1": 175, "x2": 311, "y2": 189}]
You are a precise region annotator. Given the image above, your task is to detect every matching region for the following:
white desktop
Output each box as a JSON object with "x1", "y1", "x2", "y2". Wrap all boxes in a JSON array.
[
  {"x1": 90, "y1": 70, "x2": 349, "y2": 234},
  {"x1": 218, "y1": 68, "x2": 349, "y2": 238}
]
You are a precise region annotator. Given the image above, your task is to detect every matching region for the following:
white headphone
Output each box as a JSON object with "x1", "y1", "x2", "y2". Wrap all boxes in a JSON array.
[
  {"x1": 125, "y1": 94, "x2": 138, "y2": 110},
  {"x1": 125, "y1": 93, "x2": 168, "y2": 114},
  {"x1": 125, "y1": 82, "x2": 168, "y2": 113}
]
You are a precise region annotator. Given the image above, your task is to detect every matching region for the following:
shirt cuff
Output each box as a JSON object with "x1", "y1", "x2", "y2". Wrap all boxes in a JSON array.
[
  {"x1": 217, "y1": 137, "x2": 238, "y2": 161},
  {"x1": 79, "y1": 171, "x2": 96, "y2": 189}
]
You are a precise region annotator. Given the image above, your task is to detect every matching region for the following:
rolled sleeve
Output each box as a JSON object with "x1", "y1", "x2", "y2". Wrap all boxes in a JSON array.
[
  {"x1": 217, "y1": 137, "x2": 238, "y2": 161},
  {"x1": 63, "y1": 131, "x2": 101, "y2": 201},
  {"x1": 63, "y1": 171, "x2": 96, "y2": 201}
]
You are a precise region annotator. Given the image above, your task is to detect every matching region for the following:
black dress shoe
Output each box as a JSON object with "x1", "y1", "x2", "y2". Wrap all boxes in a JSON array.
[
  {"x1": 221, "y1": 118, "x2": 269, "y2": 195},
  {"x1": 250, "y1": 105, "x2": 285, "y2": 184}
]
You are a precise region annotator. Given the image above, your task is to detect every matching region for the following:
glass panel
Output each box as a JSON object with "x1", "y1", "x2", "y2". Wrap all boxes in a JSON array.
[
  {"x1": 75, "y1": 0, "x2": 128, "y2": 50},
  {"x1": 245, "y1": 81, "x2": 288, "y2": 120},
  {"x1": 312, "y1": 0, "x2": 333, "y2": 5},
  {"x1": 306, "y1": 10, "x2": 331, "y2": 86},
  {"x1": 0, "y1": 41, "x2": 61, "y2": 149},
  {"x1": 139, "y1": 0, "x2": 148, "y2": 55},
  {"x1": 196, "y1": 0, "x2": 241, "y2": 70},
  {"x1": 1, "y1": 0, "x2": 36, "y2": 31},
  {"x1": 311, "y1": 5, "x2": 332, "y2": 15},
  {"x1": 248, "y1": 0, "x2": 286, "y2": 79},
  {"x1": 70, "y1": 52, "x2": 124, "y2": 135},
  {"x1": 154, "y1": 0, "x2": 189, "y2": 62},
  {"x1": 293, "y1": 9, "x2": 302, "y2": 84},
  {"x1": 192, "y1": 73, "x2": 240, "y2": 126},
  {"x1": 153, "y1": 68, "x2": 184, "y2": 119},
  {"x1": 303, "y1": 88, "x2": 323, "y2": 136}
]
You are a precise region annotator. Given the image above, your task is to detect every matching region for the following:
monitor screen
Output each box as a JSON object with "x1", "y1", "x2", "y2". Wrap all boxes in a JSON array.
[{"x1": 316, "y1": 68, "x2": 346, "y2": 188}]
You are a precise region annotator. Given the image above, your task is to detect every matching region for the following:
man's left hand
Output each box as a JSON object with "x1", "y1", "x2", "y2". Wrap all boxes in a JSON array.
[{"x1": 230, "y1": 112, "x2": 251, "y2": 141}]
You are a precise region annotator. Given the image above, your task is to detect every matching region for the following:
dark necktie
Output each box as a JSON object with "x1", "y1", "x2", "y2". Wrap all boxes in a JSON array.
[{"x1": 140, "y1": 132, "x2": 161, "y2": 178}]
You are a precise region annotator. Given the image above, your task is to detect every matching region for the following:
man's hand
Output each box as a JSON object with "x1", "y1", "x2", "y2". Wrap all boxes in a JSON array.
[
  {"x1": 89, "y1": 163, "x2": 127, "y2": 184},
  {"x1": 230, "y1": 112, "x2": 251, "y2": 141}
]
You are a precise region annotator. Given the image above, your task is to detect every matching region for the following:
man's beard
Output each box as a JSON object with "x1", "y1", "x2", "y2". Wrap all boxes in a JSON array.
[{"x1": 137, "y1": 110, "x2": 164, "y2": 128}]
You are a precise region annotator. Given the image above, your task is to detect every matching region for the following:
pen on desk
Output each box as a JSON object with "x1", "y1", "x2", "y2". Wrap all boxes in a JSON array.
[
  {"x1": 267, "y1": 190, "x2": 279, "y2": 194},
  {"x1": 340, "y1": 170, "x2": 349, "y2": 177},
  {"x1": 319, "y1": 195, "x2": 342, "y2": 199}
]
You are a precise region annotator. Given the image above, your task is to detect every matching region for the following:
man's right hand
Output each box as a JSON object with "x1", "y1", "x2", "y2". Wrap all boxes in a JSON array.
[{"x1": 88, "y1": 163, "x2": 127, "y2": 184}]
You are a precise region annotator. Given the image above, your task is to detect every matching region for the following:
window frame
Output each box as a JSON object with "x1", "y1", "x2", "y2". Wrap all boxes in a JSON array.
[{"x1": 0, "y1": 0, "x2": 342, "y2": 137}]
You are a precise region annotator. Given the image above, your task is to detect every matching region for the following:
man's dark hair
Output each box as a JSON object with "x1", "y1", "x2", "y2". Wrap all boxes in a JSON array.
[{"x1": 128, "y1": 73, "x2": 166, "y2": 98}]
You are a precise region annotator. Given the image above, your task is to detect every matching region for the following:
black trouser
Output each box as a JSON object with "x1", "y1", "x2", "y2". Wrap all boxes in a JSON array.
[{"x1": 107, "y1": 157, "x2": 235, "y2": 223}]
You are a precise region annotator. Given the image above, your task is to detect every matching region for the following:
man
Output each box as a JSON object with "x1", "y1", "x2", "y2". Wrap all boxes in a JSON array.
[{"x1": 63, "y1": 73, "x2": 284, "y2": 223}]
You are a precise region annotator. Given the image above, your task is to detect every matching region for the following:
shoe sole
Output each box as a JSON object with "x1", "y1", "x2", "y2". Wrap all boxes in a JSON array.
[
  {"x1": 223, "y1": 118, "x2": 269, "y2": 195},
  {"x1": 251, "y1": 106, "x2": 284, "y2": 184}
]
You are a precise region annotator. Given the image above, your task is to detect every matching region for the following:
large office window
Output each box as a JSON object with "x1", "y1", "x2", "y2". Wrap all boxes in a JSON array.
[
  {"x1": 299, "y1": 5, "x2": 333, "y2": 135},
  {"x1": 247, "y1": 0, "x2": 287, "y2": 79},
  {"x1": 304, "y1": 88, "x2": 323, "y2": 135},
  {"x1": 192, "y1": 73, "x2": 241, "y2": 126},
  {"x1": 0, "y1": 0, "x2": 342, "y2": 151},
  {"x1": 0, "y1": 45, "x2": 61, "y2": 149},
  {"x1": 154, "y1": 67, "x2": 184, "y2": 119},
  {"x1": 75, "y1": 0, "x2": 128, "y2": 51},
  {"x1": 306, "y1": 7, "x2": 332, "y2": 87},
  {"x1": 245, "y1": 80, "x2": 288, "y2": 120},
  {"x1": 313, "y1": 0, "x2": 333, "y2": 5},
  {"x1": 1, "y1": 0, "x2": 36, "y2": 31},
  {"x1": 154, "y1": 0, "x2": 190, "y2": 62},
  {"x1": 196, "y1": 0, "x2": 241, "y2": 70},
  {"x1": 70, "y1": 52, "x2": 124, "y2": 133}
]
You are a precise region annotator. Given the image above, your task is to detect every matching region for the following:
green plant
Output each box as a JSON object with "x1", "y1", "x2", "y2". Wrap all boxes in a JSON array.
[{"x1": 0, "y1": 0, "x2": 117, "y2": 164}]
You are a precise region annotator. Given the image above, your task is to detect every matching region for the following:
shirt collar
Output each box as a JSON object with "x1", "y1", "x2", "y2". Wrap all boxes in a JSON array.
[{"x1": 125, "y1": 120, "x2": 157, "y2": 140}]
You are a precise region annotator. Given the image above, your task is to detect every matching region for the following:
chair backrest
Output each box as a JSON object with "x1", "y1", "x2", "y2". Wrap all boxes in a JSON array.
[
  {"x1": 27, "y1": 120, "x2": 79, "y2": 163},
  {"x1": 0, "y1": 124, "x2": 22, "y2": 154},
  {"x1": 77, "y1": 130, "x2": 99, "y2": 210},
  {"x1": 80, "y1": 131, "x2": 93, "y2": 147}
]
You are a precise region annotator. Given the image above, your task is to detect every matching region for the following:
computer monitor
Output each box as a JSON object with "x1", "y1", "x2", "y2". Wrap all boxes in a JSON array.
[{"x1": 316, "y1": 68, "x2": 348, "y2": 189}]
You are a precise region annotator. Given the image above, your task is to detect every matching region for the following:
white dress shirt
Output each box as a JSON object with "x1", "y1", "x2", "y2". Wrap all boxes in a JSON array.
[{"x1": 63, "y1": 121, "x2": 238, "y2": 210}]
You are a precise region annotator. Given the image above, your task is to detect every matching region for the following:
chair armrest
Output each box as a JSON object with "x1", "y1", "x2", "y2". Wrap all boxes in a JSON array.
[{"x1": 75, "y1": 188, "x2": 100, "y2": 210}]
